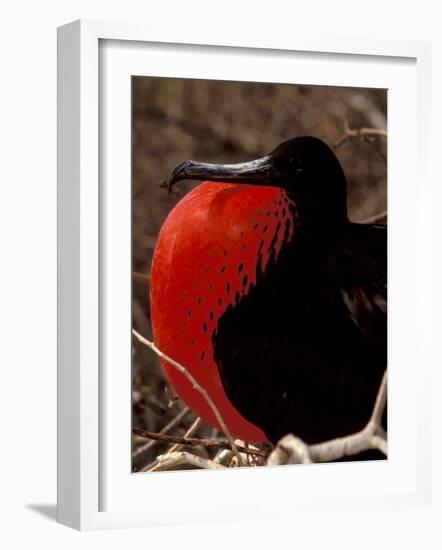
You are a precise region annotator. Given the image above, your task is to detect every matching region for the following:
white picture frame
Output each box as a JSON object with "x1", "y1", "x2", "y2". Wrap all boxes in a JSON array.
[{"x1": 57, "y1": 19, "x2": 434, "y2": 531}]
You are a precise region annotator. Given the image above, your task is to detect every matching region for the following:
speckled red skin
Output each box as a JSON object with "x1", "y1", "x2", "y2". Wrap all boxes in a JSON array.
[{"x1": 150, "y1": 182, "x2": 297, "y2": 443}]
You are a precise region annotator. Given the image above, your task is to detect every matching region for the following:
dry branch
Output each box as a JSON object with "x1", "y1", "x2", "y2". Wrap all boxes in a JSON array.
[
  {"x1": 334, "y1": 122, "x2": 387, "y2": 150},
  {"x1": 213, "y1": 449, "x2": 234, "y2": 466},
  {"x1": 335, "y1": 123, "x2": 387, "y2": 224},
  {"x1": 133, "y1": 427, "x2": 268, "y2": 458},
  {"x1": 268, "y1": 370, "x2": 387, "y2": 465},
  {"x1": 267, "y1": 435, "x2": 313, "y2": 465},
  {"x1": 132, "y1": 329, "x2": 245, "y2": 466},
  {"x1": 370, "y1": 369, "x2": 387, "y2": 426}
]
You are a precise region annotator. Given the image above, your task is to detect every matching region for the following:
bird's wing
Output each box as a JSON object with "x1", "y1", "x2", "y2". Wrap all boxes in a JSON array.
[{"x1": 327, "y1": 223, "x2": 387, "y2": 350}]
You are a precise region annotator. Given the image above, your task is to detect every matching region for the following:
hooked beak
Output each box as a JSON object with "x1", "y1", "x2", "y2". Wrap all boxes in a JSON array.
[{"x1": 167, "y1": 155, "x2": 277, "y2": 193}]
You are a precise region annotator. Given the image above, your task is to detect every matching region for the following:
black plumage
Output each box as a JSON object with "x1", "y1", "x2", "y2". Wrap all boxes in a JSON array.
[{"x1": 213, "y1": 219, "x2": 386, "y2": 444}]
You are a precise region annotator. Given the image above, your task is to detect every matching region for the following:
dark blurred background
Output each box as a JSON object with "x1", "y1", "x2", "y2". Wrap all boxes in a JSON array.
[{"x1": 132, "y1": 77, "x2": 387, "y2": 471}]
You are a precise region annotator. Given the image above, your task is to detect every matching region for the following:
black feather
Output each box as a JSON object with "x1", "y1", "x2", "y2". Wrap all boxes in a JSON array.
[{"x1": 212, "y1": 220, "x2": 387, "y2": 446}]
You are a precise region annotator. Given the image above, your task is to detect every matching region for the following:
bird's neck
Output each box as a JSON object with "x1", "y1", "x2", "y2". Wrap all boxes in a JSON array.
[{"x1": 288, "y1": 191, "x2": 349, "y2": 236}]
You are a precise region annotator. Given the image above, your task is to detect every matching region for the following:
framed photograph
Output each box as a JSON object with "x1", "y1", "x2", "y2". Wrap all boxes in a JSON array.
[{"x1": 57, "y1": 19, "x2": 433, "y2": 530}]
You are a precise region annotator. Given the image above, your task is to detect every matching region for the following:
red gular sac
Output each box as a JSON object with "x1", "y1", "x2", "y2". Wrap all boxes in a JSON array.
[{"x1": 150, "y1": 181, "x2": 298, "y2": 443}]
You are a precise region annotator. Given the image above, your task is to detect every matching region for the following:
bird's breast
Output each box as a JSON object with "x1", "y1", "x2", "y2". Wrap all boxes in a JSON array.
[{"x1": 150, "y1": 182, "x2": 299, "y2": 442}]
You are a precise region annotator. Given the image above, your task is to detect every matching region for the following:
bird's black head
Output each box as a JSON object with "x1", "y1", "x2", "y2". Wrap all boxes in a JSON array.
[{"x1": 168, "y1": 136, "x2": 348, "y2": 224}]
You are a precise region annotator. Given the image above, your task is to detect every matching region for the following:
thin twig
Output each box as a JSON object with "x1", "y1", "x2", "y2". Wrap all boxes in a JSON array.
[
  {"x1": 369, "y1": 370, "x2": 387, "y2": 426},
  {"x1": 133, "y1": 427, "x2": 268, "y2": 458},
  {"x1": 334, "y1": 122, "x2": 387, "y2": 149},
  {"x1": 132, "y1": 406, "x2": 189, "y2": 462},
  {"x1": 335, "y1": 122, "x2": 387, "y2": 222},
  {"x1": 132, "y1": 329, "x2": 245, "y2": 466},
  {"x1": 167, "y1": 416, "x2": 202, "y2": 454}
]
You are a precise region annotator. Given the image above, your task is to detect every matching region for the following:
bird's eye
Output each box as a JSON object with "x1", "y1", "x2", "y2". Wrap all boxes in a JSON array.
[
  {"x1": 289, "y1": 157, "x2": 304, "y2": 174},
  {"x1": 274, "y1": 155, "x2": 304, "y2": 175}
]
